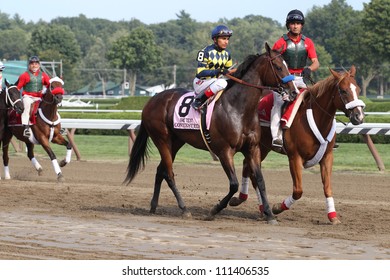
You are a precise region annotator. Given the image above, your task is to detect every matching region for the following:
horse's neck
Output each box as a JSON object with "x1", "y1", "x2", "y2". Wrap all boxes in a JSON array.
[
  {"x1": 40, "y1": 100, "x2": 58, "y2": 121},
  {"x1": 304, "y1": 83, "x2": 337, "y2": 131}
]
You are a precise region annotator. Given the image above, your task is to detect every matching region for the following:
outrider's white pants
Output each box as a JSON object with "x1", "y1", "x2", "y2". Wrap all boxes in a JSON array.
[{"x1": 21, "y1": 95, "x2": 41, "y2": 125}]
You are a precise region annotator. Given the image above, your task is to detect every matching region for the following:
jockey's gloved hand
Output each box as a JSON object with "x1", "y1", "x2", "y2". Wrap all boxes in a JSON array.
[
  {"x1": 281, "y1": 92, "x2": 290, "y2": 101},
  {"x1": 302, "y1": 67, "x2": 311, "y2": 78}
]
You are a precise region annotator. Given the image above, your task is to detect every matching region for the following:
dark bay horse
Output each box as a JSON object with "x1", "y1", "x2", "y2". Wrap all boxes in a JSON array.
[
  {"x1": 230, "y1": 66, "x2": 365, "y2": 224},
  {"x1": 5, "y1": 77, "x2": 73, "y2": 182},
  {"x1": 0, "y1": 80, "x2": 24, "y2": 179},
  {"x1": 125, "y1": 43, "x2": 298, "y2": 224}
]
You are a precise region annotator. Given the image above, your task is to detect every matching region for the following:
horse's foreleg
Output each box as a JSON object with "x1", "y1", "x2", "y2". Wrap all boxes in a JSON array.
[
  {"x1": 320, "y1": 151, "x2": 341, "y2": 224},
  {"x1": 249, "y1": 162, "x2": 277, "y2": 224},
  {"x1": 60, "y1": 143, "x2": 73, "y2": 167},
  {"x1": 52, "y1": 135, "x2": 72, "y2": 167},
  {"x1": 229, "y1": 159, "x2": 250, "y2": 206},
  {"x1": 272, "y1": 157, "x2": 302, "y2": 215},
  {"x1": 2, "y1": 141, "x2": 11, "y2": 179}
]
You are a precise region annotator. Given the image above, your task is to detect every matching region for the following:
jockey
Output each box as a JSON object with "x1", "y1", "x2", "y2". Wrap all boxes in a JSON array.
[
  {"x1": 192, "y1": 25, "x2": 235, "y2": 110},
  {"x1": 270, "y1": 9, "x2": 319, "y2": 151},
  {"x1": 17, "y1": 56, "x2": 51, "y2": 137},
  {"x1": 0, "y1": 61, "x2": 5, "y2": 87}
]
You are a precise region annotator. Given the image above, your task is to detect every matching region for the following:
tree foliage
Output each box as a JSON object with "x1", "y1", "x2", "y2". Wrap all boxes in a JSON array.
[{"x1": 0, "y1": 1, "x2": 388, "y2": 96}]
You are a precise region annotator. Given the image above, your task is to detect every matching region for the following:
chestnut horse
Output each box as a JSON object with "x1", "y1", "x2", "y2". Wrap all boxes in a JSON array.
[
  {"x1": 0, "y1": 80, "x2": 24, "y2": 179},
  {"x1": 5, "y1": 77, "x2": 73, "y2": 182},
  {"x1": 124, "y1": 43, "x2": 298, "y2": 224},
  {"x1": 230, "y1": 66, "x2": 365, "y2": 224}
]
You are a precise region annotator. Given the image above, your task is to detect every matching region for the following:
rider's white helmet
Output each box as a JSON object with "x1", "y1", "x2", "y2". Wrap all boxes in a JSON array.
[{"x1": 0, "y1": 61, "x2": 5, "y2": 71}]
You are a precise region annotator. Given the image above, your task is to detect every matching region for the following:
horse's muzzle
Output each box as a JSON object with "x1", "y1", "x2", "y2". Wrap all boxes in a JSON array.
[{"x1": 349, "y1": 108, "x2": 365, "y2": 125}]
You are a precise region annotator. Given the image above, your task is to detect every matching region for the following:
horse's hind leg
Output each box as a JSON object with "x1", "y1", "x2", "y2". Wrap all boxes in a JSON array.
[
  {"x1": 151, "y1": 141, "x2": 190, "y2": 218},
  {"x1": 26, "y1": 143, "x2": 44, "y2": 176}
]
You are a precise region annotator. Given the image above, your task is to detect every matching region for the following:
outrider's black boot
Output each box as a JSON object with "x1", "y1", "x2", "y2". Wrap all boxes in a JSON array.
[
  {"x1": 23, "y1": 125, "x2": 31, "y2": 137},
  {"x1": 191, "y1": 92, "x2": 208, "y2": 110}
]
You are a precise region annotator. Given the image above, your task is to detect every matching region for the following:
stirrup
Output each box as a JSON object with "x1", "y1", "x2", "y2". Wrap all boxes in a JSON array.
[
  {"x1": 191, "y1": 100, "x2": 203, "y2": 111},
  {"x1": 23, "y1": 128, "x2": 31, "y2": 137}
]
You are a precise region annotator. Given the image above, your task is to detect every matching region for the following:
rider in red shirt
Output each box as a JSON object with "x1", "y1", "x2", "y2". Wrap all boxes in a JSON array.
[
  {"x1": 270, "y1": 9, "x2": 319, "y2": 151},
  {"x1": 17, "y1": 56, "x2": 50, "y2": 137}
]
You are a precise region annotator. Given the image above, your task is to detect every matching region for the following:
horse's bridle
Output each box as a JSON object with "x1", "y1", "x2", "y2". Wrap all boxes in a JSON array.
[{"x1": 5, "y1": 85, "x2": 22, "y2": 108}]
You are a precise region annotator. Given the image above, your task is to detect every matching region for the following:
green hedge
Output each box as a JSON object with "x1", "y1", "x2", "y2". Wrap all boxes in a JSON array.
[{"x1": 60, "y1": 96, "x2": 390, "y2": 140}]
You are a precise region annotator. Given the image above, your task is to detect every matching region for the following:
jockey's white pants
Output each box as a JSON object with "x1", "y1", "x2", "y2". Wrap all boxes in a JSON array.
[
  {"x1": 193, "y1": 77, "x2": 227, "y2": 95},
  {"x1": 22, "y1": 95, "x2": 41, "y2": 126}
]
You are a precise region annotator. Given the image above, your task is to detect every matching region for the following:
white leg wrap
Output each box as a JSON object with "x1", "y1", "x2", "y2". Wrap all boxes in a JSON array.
[
  {"x1": 241, "y1": 177, "x2": 250, "y2": 194},
  {"x1": 4, "y1": 166, "x2": 11, "y2": 180},
  {"x1": 52, "y1": 159, "x2": 61, "y2": 175},
  {"x1": 31, "y1": 157, "x2": 42, "y2": 170},
  {"x1": 284, "y1": 195, "x2": 296, "y2": 209},
  {"x1": 65, "y1": 148, "x2": 72, "y2": 163},
  {"x1": 255, "y1": 187, "x2": 263, "y2": 205},
  {"x1": 326, "y1": 197, "x2": 336, "y2": 213}
]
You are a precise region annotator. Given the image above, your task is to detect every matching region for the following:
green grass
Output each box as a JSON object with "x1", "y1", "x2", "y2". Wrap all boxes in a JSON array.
[{"x1": 22, "y1": 135, "x2": 390, "y2": 174}]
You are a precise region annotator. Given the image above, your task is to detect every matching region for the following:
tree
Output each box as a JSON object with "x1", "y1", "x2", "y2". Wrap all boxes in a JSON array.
[
  {"x1": 108, "y1": 27, "x2": 162, "y2": 96},
  {"x1": 0, "y1": 27, "x2": 29, "y2": 60},
  {"x1": 28, "y1": 24, "x2": 81, "y2": 91}
]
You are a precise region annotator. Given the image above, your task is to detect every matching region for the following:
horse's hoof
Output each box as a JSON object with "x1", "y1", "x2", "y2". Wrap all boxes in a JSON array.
[
  {"x1": 204, "y1": 214, "x2": 215, "y2": 221},
  {"x1": 256, "y1": 212, "x2": 267, "y2": 221},
  {"x1": 209, "y1": 204, "x2": 220, "y2": 216},
  {"x1": 272, "y1": 203, "x2": 284, "y2": 215},
  {"x1": 182, "y1": 211, "x2": 192, "y2": 219},
  {"x1": 267, "y1": 218, "x2": 279, "y2": 225},
  {"x1": 229, "y1": 196, "x2": 245, "y2": 207},
  {"x1": 59, "y1": 160, "x2": 67, "y2": 168},
  {"x1": 37, "y1": 168, "x2": 43, "y2": 176},
  {"x1": 149, "y1": 207, "x2": 156, "y2": 214},
  {"x1": 330, "y1": 217, "x2": 341, "y2": 225},
  {"x1": 57, "y1": 173, "x2": 65, "y2": 182}
]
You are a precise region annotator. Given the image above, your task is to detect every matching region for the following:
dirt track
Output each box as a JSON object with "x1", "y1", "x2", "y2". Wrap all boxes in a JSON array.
[{"x1": 0, "y1": 155, "x2": 389, "y2": 259}]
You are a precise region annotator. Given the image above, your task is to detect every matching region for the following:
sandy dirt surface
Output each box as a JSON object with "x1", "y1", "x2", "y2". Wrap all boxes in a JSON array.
[{"x1": 0, "y1": 155, "x2": 389, "y2": 260}]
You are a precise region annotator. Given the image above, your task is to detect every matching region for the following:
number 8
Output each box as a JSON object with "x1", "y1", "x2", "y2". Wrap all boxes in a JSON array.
[{"x1": 197, "y1": 51, "x2": 205, "y2": 62}]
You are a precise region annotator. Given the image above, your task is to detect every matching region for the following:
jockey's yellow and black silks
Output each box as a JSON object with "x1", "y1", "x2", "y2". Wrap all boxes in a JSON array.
[{"x1": 195, "y1": 44, "x2": 232, "y2": 79}]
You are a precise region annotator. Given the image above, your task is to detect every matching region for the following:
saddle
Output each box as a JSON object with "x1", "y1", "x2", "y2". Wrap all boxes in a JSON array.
[{"x1": 8, "y1": 101, "x2": 40, "y2": 126}]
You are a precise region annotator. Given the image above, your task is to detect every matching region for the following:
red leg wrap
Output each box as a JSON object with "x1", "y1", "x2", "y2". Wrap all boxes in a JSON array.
[
  {"x1": 238, "y1": 193, "x2": 248, "y2": 200},
  {"x1": 281, "y1": 201, "x2": 289, "y2": 211},
  {"x1": 328, "y1": 211, "x2": 337, "y2": 220}
]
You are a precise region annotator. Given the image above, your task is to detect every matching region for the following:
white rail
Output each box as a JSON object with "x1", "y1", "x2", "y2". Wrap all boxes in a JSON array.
[{"x1": 61, "y1": 119, "x2": 390, "y2": 135}]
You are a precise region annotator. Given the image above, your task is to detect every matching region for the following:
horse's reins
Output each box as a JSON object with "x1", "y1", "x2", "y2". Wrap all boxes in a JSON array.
[{"x1": 225, "y1": 54, "x2": 290, "y2": 93}]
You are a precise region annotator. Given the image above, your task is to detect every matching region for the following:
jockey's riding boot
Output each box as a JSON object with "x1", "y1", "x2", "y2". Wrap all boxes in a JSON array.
[
  {"x1": 271, "y1": 138, "x2": 283, "y2": 153},
  {"x1": 23, "y1": 125, "x2": 31, "y2": 137},
  {"x1": 191, "y1": 91, "x2": 208, "y2": 111}
]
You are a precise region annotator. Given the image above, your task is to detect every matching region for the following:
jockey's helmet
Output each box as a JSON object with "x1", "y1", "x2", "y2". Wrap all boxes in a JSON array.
[
  {"x1": 0, "y1": 61, "x2": 5, "y2": 71},
  {"x1": 286, "y1": 9, "x2": 305, "y2": 29},
  {"x1": 211, "y1": 25, "x2": 233, "y2": 39},
  {"x1": 28, "y1": 56, "x2": 40, "y2": 64}
]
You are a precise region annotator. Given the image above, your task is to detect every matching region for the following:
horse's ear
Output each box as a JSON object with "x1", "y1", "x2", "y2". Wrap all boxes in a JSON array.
[
  {"x1": 5, "y1": 78, "x2": 9, "y2": 87},
  {"x1": 349, "y1": 65, "x2": 356, "y2": 76},
  {"x1": 329, "y1": 67, "x2": 340, "y2": 79},
  {"x1": 265, "y1": 42, "x2": 271, "y2": 54}
]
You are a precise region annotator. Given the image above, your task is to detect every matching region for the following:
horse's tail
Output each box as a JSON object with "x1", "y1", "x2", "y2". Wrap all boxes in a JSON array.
[{"x1": 124, "y1": 122, "x2": 150, "y2": 185}]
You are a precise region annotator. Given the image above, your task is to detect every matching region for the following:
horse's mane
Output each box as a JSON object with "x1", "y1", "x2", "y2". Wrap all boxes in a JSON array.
[
  {"x1": 226, "y1": 54, "x2": 260, "y2": 89},
  {"x1": 304, "y1": 69, "x2": 351, "y2": 103}
]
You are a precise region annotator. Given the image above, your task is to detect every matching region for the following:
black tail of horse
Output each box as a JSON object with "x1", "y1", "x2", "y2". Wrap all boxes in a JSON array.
[{"x1": 124, "y1": 122, "x2": 150, "y2": 185}]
